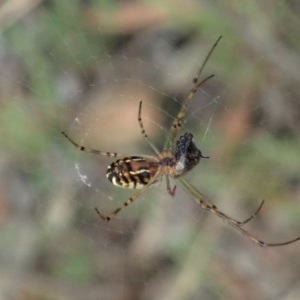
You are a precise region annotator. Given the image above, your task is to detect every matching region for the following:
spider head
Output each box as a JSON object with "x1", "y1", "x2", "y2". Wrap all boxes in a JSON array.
[{"x1": 174, "y1": 132, "x2": 208, "y2": 176}]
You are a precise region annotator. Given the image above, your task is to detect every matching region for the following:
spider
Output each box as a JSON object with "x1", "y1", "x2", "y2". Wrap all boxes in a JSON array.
[{"x1": 62, "y1": 36, "x2": 300, "y2": 247}]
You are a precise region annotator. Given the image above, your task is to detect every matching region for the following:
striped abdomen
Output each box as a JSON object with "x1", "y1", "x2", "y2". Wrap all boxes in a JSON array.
[{"x1": 106, "y1": 156, "x2": 159, "y2": 189}]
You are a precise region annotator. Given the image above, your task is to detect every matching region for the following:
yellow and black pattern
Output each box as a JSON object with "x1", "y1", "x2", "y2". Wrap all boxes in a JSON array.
[{"x1": 106, "y1": 156, "x2": 158, "y2": 189}]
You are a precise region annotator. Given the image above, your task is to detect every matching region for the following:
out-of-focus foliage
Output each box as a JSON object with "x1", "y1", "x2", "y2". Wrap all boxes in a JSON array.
[{"x1": 0, "y1": 1, "x2": 300, "y2": 299}]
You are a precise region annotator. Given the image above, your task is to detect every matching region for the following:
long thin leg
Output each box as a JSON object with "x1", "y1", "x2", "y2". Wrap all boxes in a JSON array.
[
  {"x1": 179, "y1": 177, "x2": 300, "y2": 247},
  {"x1": 138, "y1": 101, "x2": 160, "y2": 155},
  {"x1": 166, "y1": 36, "x2": 222, "y2": 148},
  {"x1": 237, "y1": 199, "x2": 265, "y2": 226},
  {"x1": 62, "y1": 131, "x2": 128, "y2": 158},
  {"x1": 96, "y1": 175, "x2": 159, "y2": 222},
  {"x1": 168, "y1": 75, "x2": 214, "y2": 146},
  {"x1": 179, "y1": 177, "x2": 262, "y2": 226},
  {"x1": 227, "y1": 218, "x2": 300, "y2": 247},
  {"x1": 165, "y1": 175, "x2": 176, "y2": 196}
]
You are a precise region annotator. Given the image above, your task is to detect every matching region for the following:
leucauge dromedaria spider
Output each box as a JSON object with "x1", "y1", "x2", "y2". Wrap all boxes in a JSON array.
[{"x1": 62, "y1": 36, "x2": 300, "y2": 247}]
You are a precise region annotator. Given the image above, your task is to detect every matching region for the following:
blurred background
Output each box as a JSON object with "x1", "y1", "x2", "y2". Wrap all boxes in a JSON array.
[{"x1": 1, "y1": 0, "x2": 300, "y2": 299}]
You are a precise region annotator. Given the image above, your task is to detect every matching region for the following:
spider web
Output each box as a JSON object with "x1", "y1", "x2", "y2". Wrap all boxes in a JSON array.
[{"x1": 1, "y1": 1, "x2": 300, "y2": 300}]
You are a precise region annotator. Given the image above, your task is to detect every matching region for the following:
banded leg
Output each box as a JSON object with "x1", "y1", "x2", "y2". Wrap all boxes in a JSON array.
[
  {"x1": 138, "y1": 101, "x2": 160, "y2": 155},
  {"x1": 180, "y1": 177, "x2": 264, "y2": 226},
  {"x1": 166, "y1": 36, "x2": 222, "y2": 148},
  {"x1": 179, "y1": 177, "x2": 300, "y2": 247},
  {"x1": 62, "y1": 131, "x2": 128, "y2": 158},
  {"x1": 96, "y1": 176, "x2": 158, "y2": 222}
]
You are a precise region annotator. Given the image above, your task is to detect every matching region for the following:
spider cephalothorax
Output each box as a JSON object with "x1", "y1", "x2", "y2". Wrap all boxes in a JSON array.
[{"x1": 62, "y1": 35, "x2": 300, "y2": 247}]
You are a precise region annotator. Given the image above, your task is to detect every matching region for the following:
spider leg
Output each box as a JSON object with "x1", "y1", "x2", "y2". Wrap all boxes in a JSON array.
[
  {"x1": 95, "y1": 176, "x2": 159, "y2": 222},
  {"x1": 179, "y1": 177, "x2": 259, "y2": 226},
  {"x1": 62, "y1": 131, "x2": 128, "y2": 158},
  {"x1": 138, "y1": 101, "x2": 160, "y2": 155},
  {"x1": 179, "y1": 177, "x2": 300, "y2": 247},
  {"x1": 227, "y1": 219, "x2": 300, "y2": 247},
  {"x1": 236, "y1": 199, "x2": 265, "y2": 226},
  {"x1": 209, "y1": 200, "x2": 265, "y2": 228},
  {"x1": 166, "y1": 36, "x2": 222, "y2": 148},
  {"x1": 165, "y1": 175, "x2": 176, "y2": 196},
  {"x1": 168, "y1": 75, "x2": 214, "y2": 146}
]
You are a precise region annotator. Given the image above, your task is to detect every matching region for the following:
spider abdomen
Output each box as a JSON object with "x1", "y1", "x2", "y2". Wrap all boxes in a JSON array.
[{"x1": 106, "y1": 156, "x2": 159, "y2": 189}]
